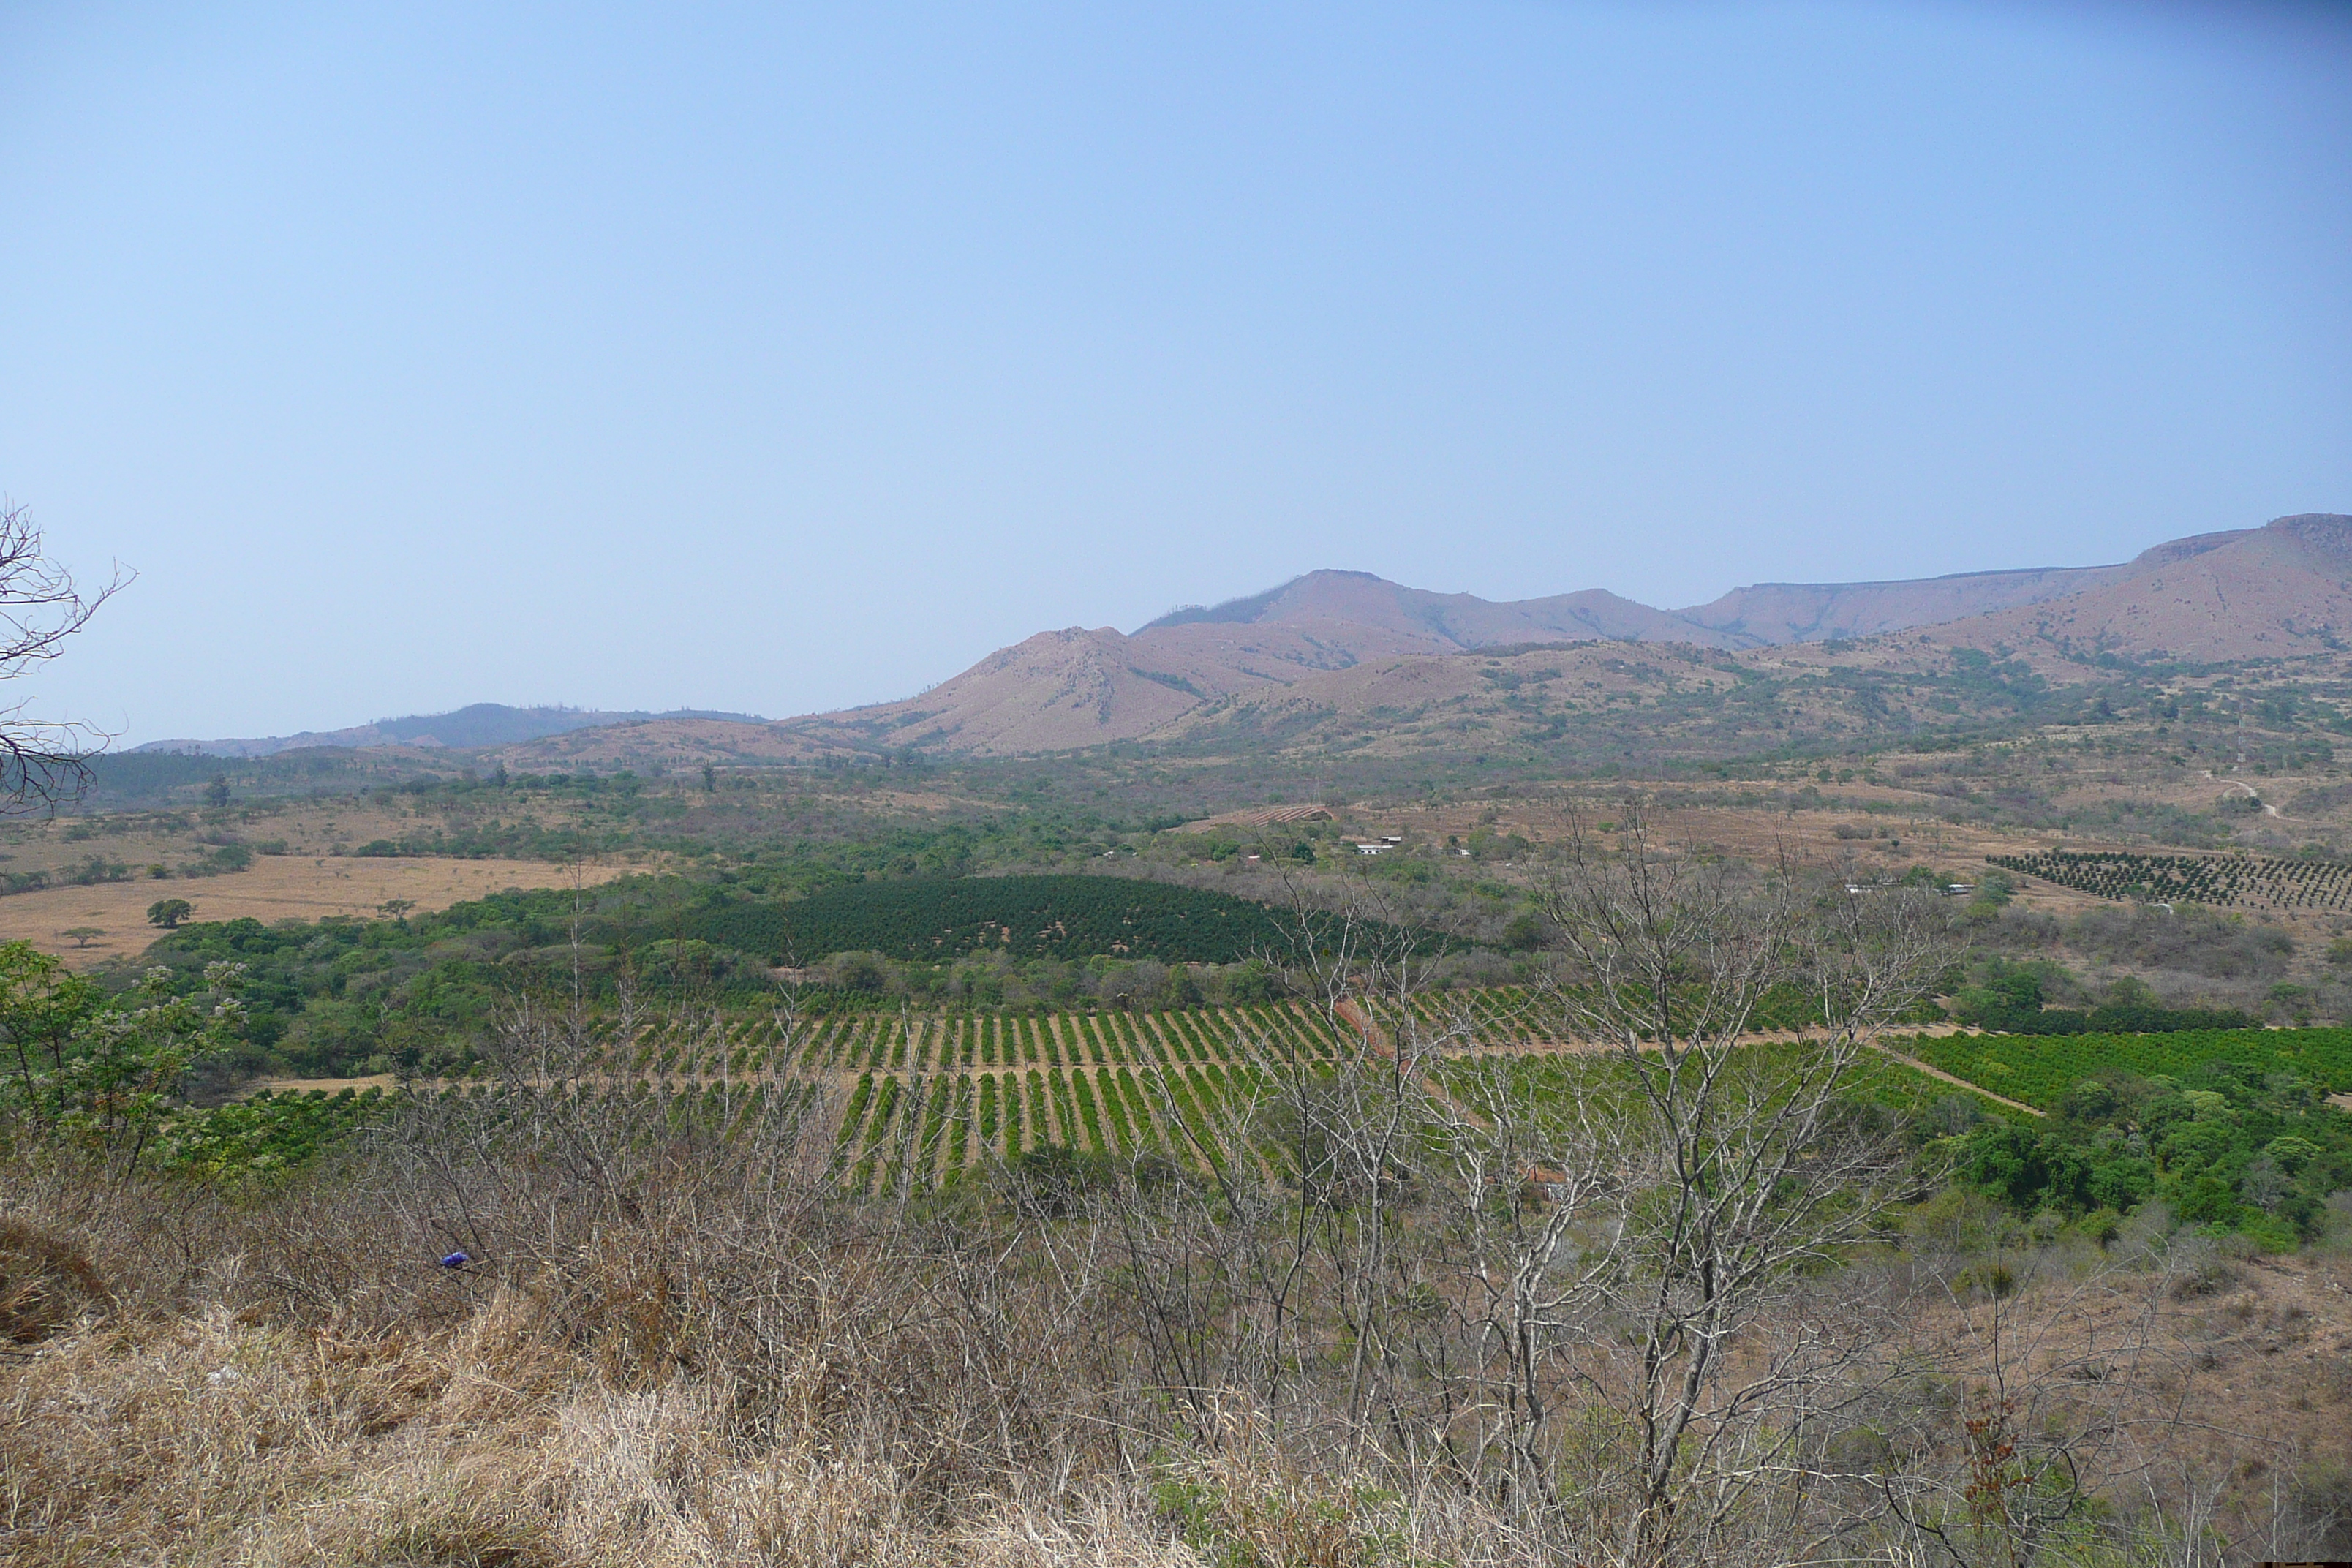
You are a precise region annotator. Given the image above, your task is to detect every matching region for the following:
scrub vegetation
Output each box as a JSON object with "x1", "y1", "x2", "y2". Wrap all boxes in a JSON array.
[{"x1": 8, "y1": 813, "x2": 2352, "y2": 1567}]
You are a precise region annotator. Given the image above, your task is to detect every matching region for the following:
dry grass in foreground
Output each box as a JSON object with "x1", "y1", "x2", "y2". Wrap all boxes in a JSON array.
[
  {"x1": 7, "y1": 1112, "x2": 2352, "y2": 1567},
  {"x1": 3, "y1": 1291, "x2": 1200, "y2": 1567},
  {"x1": 0, "y1": 1141, "x2": 1537, "y2": 1568}
]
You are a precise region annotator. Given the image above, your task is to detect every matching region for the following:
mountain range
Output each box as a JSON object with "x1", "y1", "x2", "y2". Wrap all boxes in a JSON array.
[
  {"x1": 142, "y1": 513, "x2": 2348, "y2": 766},
  {"x1": 132, "y1": 704, "x2": 766, "y2": 758},
  {"x1": 783, "y1": 513, "x2": 2343, "y2": 756}
]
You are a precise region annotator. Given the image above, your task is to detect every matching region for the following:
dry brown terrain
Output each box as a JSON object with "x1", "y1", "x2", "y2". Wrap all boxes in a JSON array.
[
  {"x1": 111, "y1": 515, "x2": 2348, "y2": 772},
  {"x1": 747, "y1": 513, "x2": 2350, "y2": 759},
  {"x1": 1923, "y1": 514, "x2": 2352, "y2": 664},
  {"x1": 1148, "y1": 570, "x2": 1741, "y2": 647},
  {"x1": 1675, "y1": 557, "x2": 2141, "y2": 642},
  {"x1": 0, "y1": 856, "x2": 627, "y2": 969},
  {"x1": 10, "y1": 792, "x2": 538, "y2": 868},
  {"x1": 485, "y1": 715, "x2": 840, "y2": 769}
]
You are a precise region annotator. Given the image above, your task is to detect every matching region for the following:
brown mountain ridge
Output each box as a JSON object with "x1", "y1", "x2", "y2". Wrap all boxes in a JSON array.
[
  {"x1": 284, "y1": 511, "x2": 2335, "y2": 770},
  {"x1": 753, "y1": 514, "x2": 2332, "y2": 757}
]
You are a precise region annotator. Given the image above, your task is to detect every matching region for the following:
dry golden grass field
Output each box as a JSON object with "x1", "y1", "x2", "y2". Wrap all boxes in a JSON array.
[{"x1": 0, "y1": 856, "x2": 627, "y2": 970}]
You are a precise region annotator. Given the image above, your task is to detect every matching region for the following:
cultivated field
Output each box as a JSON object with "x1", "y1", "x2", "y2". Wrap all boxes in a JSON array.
[
  {"x1": 420, "y1": 996, "x2": 2059, "y2": 1196},
  {"x1": 398, "y1": 981, "x2": 2352, "y2": 1206}
]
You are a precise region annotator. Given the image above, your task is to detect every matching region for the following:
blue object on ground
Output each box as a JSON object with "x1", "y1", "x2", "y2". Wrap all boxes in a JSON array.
[{"x1": 439, "y1": 1251, "x2": 470, "y2": 1269}]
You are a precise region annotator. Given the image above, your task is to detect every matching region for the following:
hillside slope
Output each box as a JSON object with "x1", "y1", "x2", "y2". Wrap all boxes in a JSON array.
[
  {"x1": 1926, "y1": 514, "x2": 2352, "y2": 663},
  {"x1": 783, "y1": 617, "x2": 1479, "y2": 755},
  {"x1": 1674, "y1": 562, "x2": 2141, "y2": 644},
  {"x1": 152, "y1": 513, "x2": 2344, "y2": 770},
  {"x1": 137, "y1": 704, "x2": 766, "y2": 758}
]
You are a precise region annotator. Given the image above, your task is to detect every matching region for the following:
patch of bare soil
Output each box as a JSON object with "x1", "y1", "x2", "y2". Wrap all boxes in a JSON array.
[
  {"x1": 234, "y1": 1075, "x2": 399, "y2": 1099},
  {"x1": 1986, "y1": 1243, "x2": 2352, "y2": 1535}
]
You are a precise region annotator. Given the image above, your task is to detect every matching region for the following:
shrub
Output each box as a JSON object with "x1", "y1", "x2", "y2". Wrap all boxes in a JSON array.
[{"x1": 0, "y1": 1218, "x2": 110, "y2": 1343}]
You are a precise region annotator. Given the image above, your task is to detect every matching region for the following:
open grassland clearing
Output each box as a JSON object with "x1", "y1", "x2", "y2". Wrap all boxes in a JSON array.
[
  {"x1": 0, "y1": 855, "x2": 630, "y2": 969},
  {"x1": 18, "y1": 790, "x2": 538, "y2": 870},
  {"x1": 1331, "y1": 787, "x2": 2314, "y2": 894}
]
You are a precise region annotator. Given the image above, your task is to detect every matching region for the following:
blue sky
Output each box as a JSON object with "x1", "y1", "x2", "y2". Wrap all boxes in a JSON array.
[{"x1": 2, "y1": 1, "x2": 2346, "y2": 742}]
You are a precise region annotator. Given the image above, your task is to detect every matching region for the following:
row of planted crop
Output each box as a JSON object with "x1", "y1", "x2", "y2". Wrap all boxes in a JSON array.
[
  {"x1": 568, "y1": 986, "x2": 1863, "y2": 1080},
  {"x1": 425, "y1": 1077, "x2": 821, "y2": 1123},
  {"x1": 1373, "y1": 987, "x2": 1550, "y2": 1042},
  {"x1": 1900, "y1": 1027, "x2": 2352, "y2": 1110},
  {"x1": 578, "y1": 1001, "x2": 1347, "y2": 1079},
  {"x1": 1373, "y1": 987, "x2": 1839, "y2": 1041},
  {"x1": 1998, "y1": 850, "x2": 2352, "y2": 885},
  {"x1": 418, "y1": 1044, "x2": 1985, "y2": 1195},
  {"x1": 827, "y1": 1037, "x2": 1964, "y2": 1198},
  {"x1": 829, "y1": 1061, "x2": 1264, "y2": 1192},
  {"x1": 1990, "y1": 851, "x2": 2352, "y2": 911}
]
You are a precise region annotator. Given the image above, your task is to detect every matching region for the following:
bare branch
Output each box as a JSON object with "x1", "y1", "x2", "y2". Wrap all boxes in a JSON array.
[{"x1": 0, "y1": 501, "x2": 130, "y2": 813}]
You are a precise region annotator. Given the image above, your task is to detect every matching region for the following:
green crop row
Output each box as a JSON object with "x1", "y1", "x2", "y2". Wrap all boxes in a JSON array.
[
  {"x1": 1901, "y1": 1027, "x2": 2352, "y2": 1109},
  {"x1": 570, "y1": 1000, "x2": 1365, "y2": 1078}
]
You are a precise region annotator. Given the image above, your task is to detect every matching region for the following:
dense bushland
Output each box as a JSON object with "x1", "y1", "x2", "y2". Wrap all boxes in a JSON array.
[
  {"x1": 668, "y1": 873, "x2": 1338, "y2": 965},
  {"x1": 1950, "y1": 1059, "x2": 2352, "y2": 1248}
]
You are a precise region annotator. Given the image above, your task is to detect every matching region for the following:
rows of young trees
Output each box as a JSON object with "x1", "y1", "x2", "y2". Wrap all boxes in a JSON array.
[
  {"x1": 1992, "y1": 845, "x2": 2352, "y2": 911},
  {"x1": 1906, "y1": 1025, "x2": 2352, "y2": 1111}
]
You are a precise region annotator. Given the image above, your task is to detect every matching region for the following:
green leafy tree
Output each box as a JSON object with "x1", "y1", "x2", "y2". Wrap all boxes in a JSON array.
[
  {"x1": 0, "y1": 941, "x2": 103, "y2": 1131},
  {"x1": 1498, "y1": 910, "x2": 1547, "y2": 951},
  {"x1": 41, "y1": 964, "x2": 247, "y2": 1172},
  {"x1": 1159, "y1": 962, "x2": 1203, "y2": 1009},
  {"x1": 0, "y1": 943, "x2": 247, "y2": 1172},
  {"x1": 59, "y1": 926, "x2": 103, "y2": 949},
  {"x1": 146, "y1": 897, "x2": 194, "y2": 928}
]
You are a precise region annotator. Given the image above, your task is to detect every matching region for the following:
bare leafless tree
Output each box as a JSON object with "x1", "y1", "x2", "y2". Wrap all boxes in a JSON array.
[
  {"x1": 1504, "y1": 802, "x2": 1951, "y2": 1564},
  {"x1": 0, "y1": 501, "x2": 127, "y2": 812}
]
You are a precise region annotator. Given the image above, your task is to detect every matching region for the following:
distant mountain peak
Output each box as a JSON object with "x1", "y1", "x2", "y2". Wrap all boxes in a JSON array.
[{"x1": 1138, "y1": 575, "x2": 1315, "y2": 632}]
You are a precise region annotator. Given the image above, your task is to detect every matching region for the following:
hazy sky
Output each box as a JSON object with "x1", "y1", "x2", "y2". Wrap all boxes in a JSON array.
[{"x1": 3, "y1": 1, "x2": 2346, "y2": 743}]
